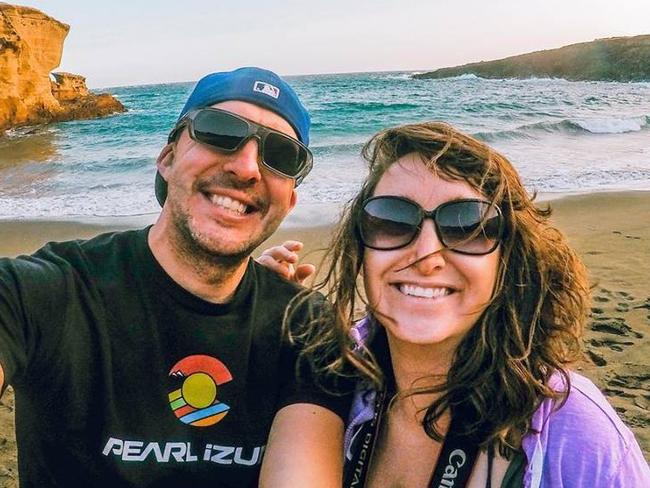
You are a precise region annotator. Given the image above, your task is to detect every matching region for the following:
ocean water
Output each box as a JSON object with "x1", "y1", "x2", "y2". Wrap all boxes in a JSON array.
[{"x1": 1, "y1": 72, "x2": 649, "y2": 221}]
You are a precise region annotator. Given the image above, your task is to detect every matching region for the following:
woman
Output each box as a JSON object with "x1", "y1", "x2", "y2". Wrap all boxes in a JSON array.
[{"x1": 259, "y1": 122, "x2": 650, "y2": 487}]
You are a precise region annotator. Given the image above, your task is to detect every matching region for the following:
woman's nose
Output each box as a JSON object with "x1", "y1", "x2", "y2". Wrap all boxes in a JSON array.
[{"x1": 411, "y1": 220, "x2": 447, "y2": 274}]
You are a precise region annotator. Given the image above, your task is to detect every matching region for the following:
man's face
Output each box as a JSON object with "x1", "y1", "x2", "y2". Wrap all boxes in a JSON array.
[{"x1": 157, "y1": 100, "x2": 298, "y2": 259}]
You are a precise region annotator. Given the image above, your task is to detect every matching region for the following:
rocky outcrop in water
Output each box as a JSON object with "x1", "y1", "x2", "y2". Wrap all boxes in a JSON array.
[
  {"x1": 414, "y1": 35, "x2": 650, "y2": 82},
  {"x1": 0, "y1": 3, "x2": 125, "y2": 133}
]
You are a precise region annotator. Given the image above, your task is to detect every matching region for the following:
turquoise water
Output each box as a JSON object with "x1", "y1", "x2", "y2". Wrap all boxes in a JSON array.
[{"x1": 1, "y1": 72, "x2": 649, "y2": 219}]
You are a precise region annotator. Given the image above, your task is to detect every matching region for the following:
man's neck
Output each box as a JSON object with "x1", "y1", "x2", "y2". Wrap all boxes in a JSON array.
[{"x1": 147, "y1": 221, "x2": 249, "y2": 304}]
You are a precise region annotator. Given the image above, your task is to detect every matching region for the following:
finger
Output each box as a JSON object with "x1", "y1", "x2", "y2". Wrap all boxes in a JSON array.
[
  {"x1": 256, "y1": 254, "x2": 292, "y2": 279},
  {"x1": 281, "y1": 240, "x2": 304, "y2": 252},
  {"x1": 260, "y1": 245, "x2": 299, "y2": 264},
  {"x1": 294, "y1": 264, "x2": 316, "y2": 285}
]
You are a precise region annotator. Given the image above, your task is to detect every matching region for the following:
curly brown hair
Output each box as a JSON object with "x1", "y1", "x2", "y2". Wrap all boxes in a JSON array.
[{"x1": 288, "y1": 121, "x2": 590, "y2": 455}]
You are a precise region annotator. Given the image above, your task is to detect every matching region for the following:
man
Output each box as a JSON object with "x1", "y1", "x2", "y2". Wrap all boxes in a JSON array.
[{"x1": 0, "y1": 67, "x2": 347, "y2": 487}]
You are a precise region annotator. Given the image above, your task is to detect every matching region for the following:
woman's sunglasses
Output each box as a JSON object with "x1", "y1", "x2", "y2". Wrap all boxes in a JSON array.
[
  {"x1": 358, "y1": 196, "x2": 504, "y2": 255},
  {"x1": 168, "y1": 108, "x2": 313, "y2": 185}
]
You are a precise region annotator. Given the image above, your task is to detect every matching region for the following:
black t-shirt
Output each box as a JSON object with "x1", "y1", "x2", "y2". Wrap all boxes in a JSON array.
[{"x1": 0, "y1": 228, "x2": 349, "y2": 487}]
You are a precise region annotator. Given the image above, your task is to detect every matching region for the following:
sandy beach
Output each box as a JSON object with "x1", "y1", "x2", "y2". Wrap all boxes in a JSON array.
[{"x1": 0, "y1": 191, "x2": 648, "y2": 484}]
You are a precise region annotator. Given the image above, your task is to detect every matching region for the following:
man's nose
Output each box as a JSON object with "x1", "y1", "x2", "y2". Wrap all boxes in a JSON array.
[{"x1": 223, "y1": 138, "x2": 262, "y2": 183}]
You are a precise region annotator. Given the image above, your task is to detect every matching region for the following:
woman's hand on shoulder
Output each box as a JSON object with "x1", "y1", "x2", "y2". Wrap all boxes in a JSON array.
[{"x1": 256, "y1": 240, "x2": 316, "y2": 285}]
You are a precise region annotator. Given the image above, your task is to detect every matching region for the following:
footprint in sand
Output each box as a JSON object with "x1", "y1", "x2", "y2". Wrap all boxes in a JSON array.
[
  {"x1": 594, "y1": 295, "x2": 610, "y2": 303},
  {"x1": 616, "y1": 291, "x2": 635, "y2": 301},
  {"x1": 634, "y1": 397, "x2": 649, "y2": 410},
  {"x1": 603, "y1": 387, "x2": 635, "y2": 398},
  {"x1": 609, "y1": 231, "x2": 642, "y2": 242},
  {"x1": 616, "y1": 302, "x2": 630, "y2": 313},
  {"x1": 586, "y1": 349, "x2": 607, "y2": 366},
  {"x1": 589, "y1": 338, "x2": 635, "y2": 352},
  {"x1": 590, "y1": 317, "x2": 644, "y2": 339},
  {"x1": 606, "y1": 365, "x2": 650, "y2": 390},
  {"x1": 632, "y1": 298, "x2": 650, "y2": 311}
]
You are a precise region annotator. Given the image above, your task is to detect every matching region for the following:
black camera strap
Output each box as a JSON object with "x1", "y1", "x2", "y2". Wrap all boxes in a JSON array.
[
  {"x1": 344, "y1": 390, "x2": 480, "y2": 488},
  {"x1": 427, "y1": 411, "x2": 481, "y2": 488}
]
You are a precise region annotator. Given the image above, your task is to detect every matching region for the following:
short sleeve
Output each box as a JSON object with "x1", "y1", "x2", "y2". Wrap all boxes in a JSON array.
[
  {"x1": 0, "y1": 258, "x2": 34, "y2": 385},
  {"x1": 276, "y1": 292, "x2": 353, "y2": 420},
  {"x1": 0, "y1": 255, "x2": 67, "y2": 387}
]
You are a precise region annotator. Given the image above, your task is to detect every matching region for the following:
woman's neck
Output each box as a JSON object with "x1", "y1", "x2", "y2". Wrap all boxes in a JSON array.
[{"x1": 385, "y1": 333, "x2": 457, "y2": 421}]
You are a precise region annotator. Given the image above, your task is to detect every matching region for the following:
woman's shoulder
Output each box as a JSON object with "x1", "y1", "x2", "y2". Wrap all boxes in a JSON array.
[
  {"x1": 521, "y1": 370, "x2": 649, "y2": 488},
  {"x1": 537, "y1": 371, "x2": 629, "y2": 436}
]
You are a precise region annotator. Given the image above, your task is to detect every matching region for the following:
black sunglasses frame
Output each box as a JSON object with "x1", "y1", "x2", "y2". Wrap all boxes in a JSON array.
[
  {"x1": 358, "y1": 195, "x2": 504, "y2": 255},
  {"x1": 168, "y1": 108, "x2": 313, "y2": 186}
]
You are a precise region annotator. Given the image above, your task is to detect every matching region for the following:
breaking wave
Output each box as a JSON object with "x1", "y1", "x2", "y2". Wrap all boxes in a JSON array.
[{"x1": 475, "y1": 115, "x2": 650, "y2": 142}]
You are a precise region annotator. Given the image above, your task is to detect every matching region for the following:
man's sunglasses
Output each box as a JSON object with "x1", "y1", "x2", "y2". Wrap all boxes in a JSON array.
[
  {"x1": 168, "y1": 108, "x2": 313, "y2": 185},
  {"x1": 358, "y1": 196, "x2": 504, "y2": 255}
]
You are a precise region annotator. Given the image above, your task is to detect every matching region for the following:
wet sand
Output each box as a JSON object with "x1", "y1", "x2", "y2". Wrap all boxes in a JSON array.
[
  {"x1": 0, "y1": 191, "x2": 648, "y2": 484},
  {"x1": 549, "y1": 192, "x2": 650, "y2": 457}
]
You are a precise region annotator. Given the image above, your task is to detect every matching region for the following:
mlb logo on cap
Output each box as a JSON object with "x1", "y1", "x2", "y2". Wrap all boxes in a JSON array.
[
  {"x1": 157, "y1": 67, "x2": 312, "y2": 206},
  {"x1": 253, "y1": 81, "x2": 280, "y2": 99}
]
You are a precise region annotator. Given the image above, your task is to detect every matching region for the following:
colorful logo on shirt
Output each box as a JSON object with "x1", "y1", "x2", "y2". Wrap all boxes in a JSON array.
[{"x1": 168, "y1": 355, "x2": 233, "y2": 427}]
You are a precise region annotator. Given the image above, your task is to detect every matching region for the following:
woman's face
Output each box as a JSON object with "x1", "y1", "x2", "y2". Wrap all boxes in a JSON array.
[{"x1": 362, "y1": 153, "x2": 500, "y2": 352}]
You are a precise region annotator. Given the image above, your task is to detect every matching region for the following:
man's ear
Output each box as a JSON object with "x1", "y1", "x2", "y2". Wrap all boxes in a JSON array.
[
  {"x1": 289, "y1": 189, "x2": 297, "y2": 212},
  {"x1": 156, "y1": 143, "x2": 174, "y2": 179}
]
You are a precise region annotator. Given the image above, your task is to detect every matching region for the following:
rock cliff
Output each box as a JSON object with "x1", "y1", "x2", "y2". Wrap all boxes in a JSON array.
[
  {"x1": 414, "y1": 35, "x2": 650, "y2": 82},
  {"x1": 51, "y1": 72, "x2": 90, "y2": 101},
  {"x1": 0, "y1": 3, "x2": 125, "y2": 133}
]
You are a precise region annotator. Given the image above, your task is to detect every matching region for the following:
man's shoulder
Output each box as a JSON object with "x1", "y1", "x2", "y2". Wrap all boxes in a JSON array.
[
  {"x1": 37, "y1": 227, "x2": 145, "y2": 261},
  {"x1": 250, "y1": 261, "x2": 329, "y2": 318},
  {"x1": 1, "y1": 228, "x2": 146, "y2": 283},
  {"x1": 251, "y1": 260, "x2": 323, "y2": 300},
  {"x1": 33, "y1": 228, "x2": 145, "y2": 272}
]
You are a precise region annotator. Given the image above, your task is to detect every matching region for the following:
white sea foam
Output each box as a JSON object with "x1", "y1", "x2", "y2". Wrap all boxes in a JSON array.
[
  {"x1": 440, "y1": 73, "x2": 480, "y2": 81},
  {"x1": 386, "y1": 73, "x2": 415, "y2": 80},
  {"x1": 571, "y1": 116, "x2": 649, "y2": 134},
  {"x1": 0, "y1": 186, "x2": 159, "y2": 219}
]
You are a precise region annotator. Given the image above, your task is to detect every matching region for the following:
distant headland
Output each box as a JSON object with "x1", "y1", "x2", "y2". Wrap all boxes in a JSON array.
[
  {"x1": 414, "y1": 35, "x2": 650, "y2": 82},
  {"x1": 0, "y1": 3, "x2": 125, "y2": 133}
]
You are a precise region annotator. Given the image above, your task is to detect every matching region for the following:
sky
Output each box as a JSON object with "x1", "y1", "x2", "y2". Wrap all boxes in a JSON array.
[{"x1": 14, "y1": 0, "x2": 650, "y2": 88}]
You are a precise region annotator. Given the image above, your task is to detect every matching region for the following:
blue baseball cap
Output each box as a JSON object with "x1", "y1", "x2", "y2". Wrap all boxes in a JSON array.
[
  {"x1": 178, "y1": 67, "x2": 310, "y2": 144},
  {"x1": 155, "y1": 67, "x2": 311, "y2": 206}
]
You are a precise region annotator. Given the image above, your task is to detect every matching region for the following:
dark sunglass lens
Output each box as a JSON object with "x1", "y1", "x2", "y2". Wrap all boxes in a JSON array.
[
  {"x1": 437, "y1": 201, "x2": 501, "y2": 254},
  {"x1": 360, "y1": 198, "x2": 420, "y2": 249},
  {"x1": 263, "y1": 132, "x2": 304, "y2": 177},
  {"x1": 192, "y1": 111, "x2": 249, "y2": 150}
]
